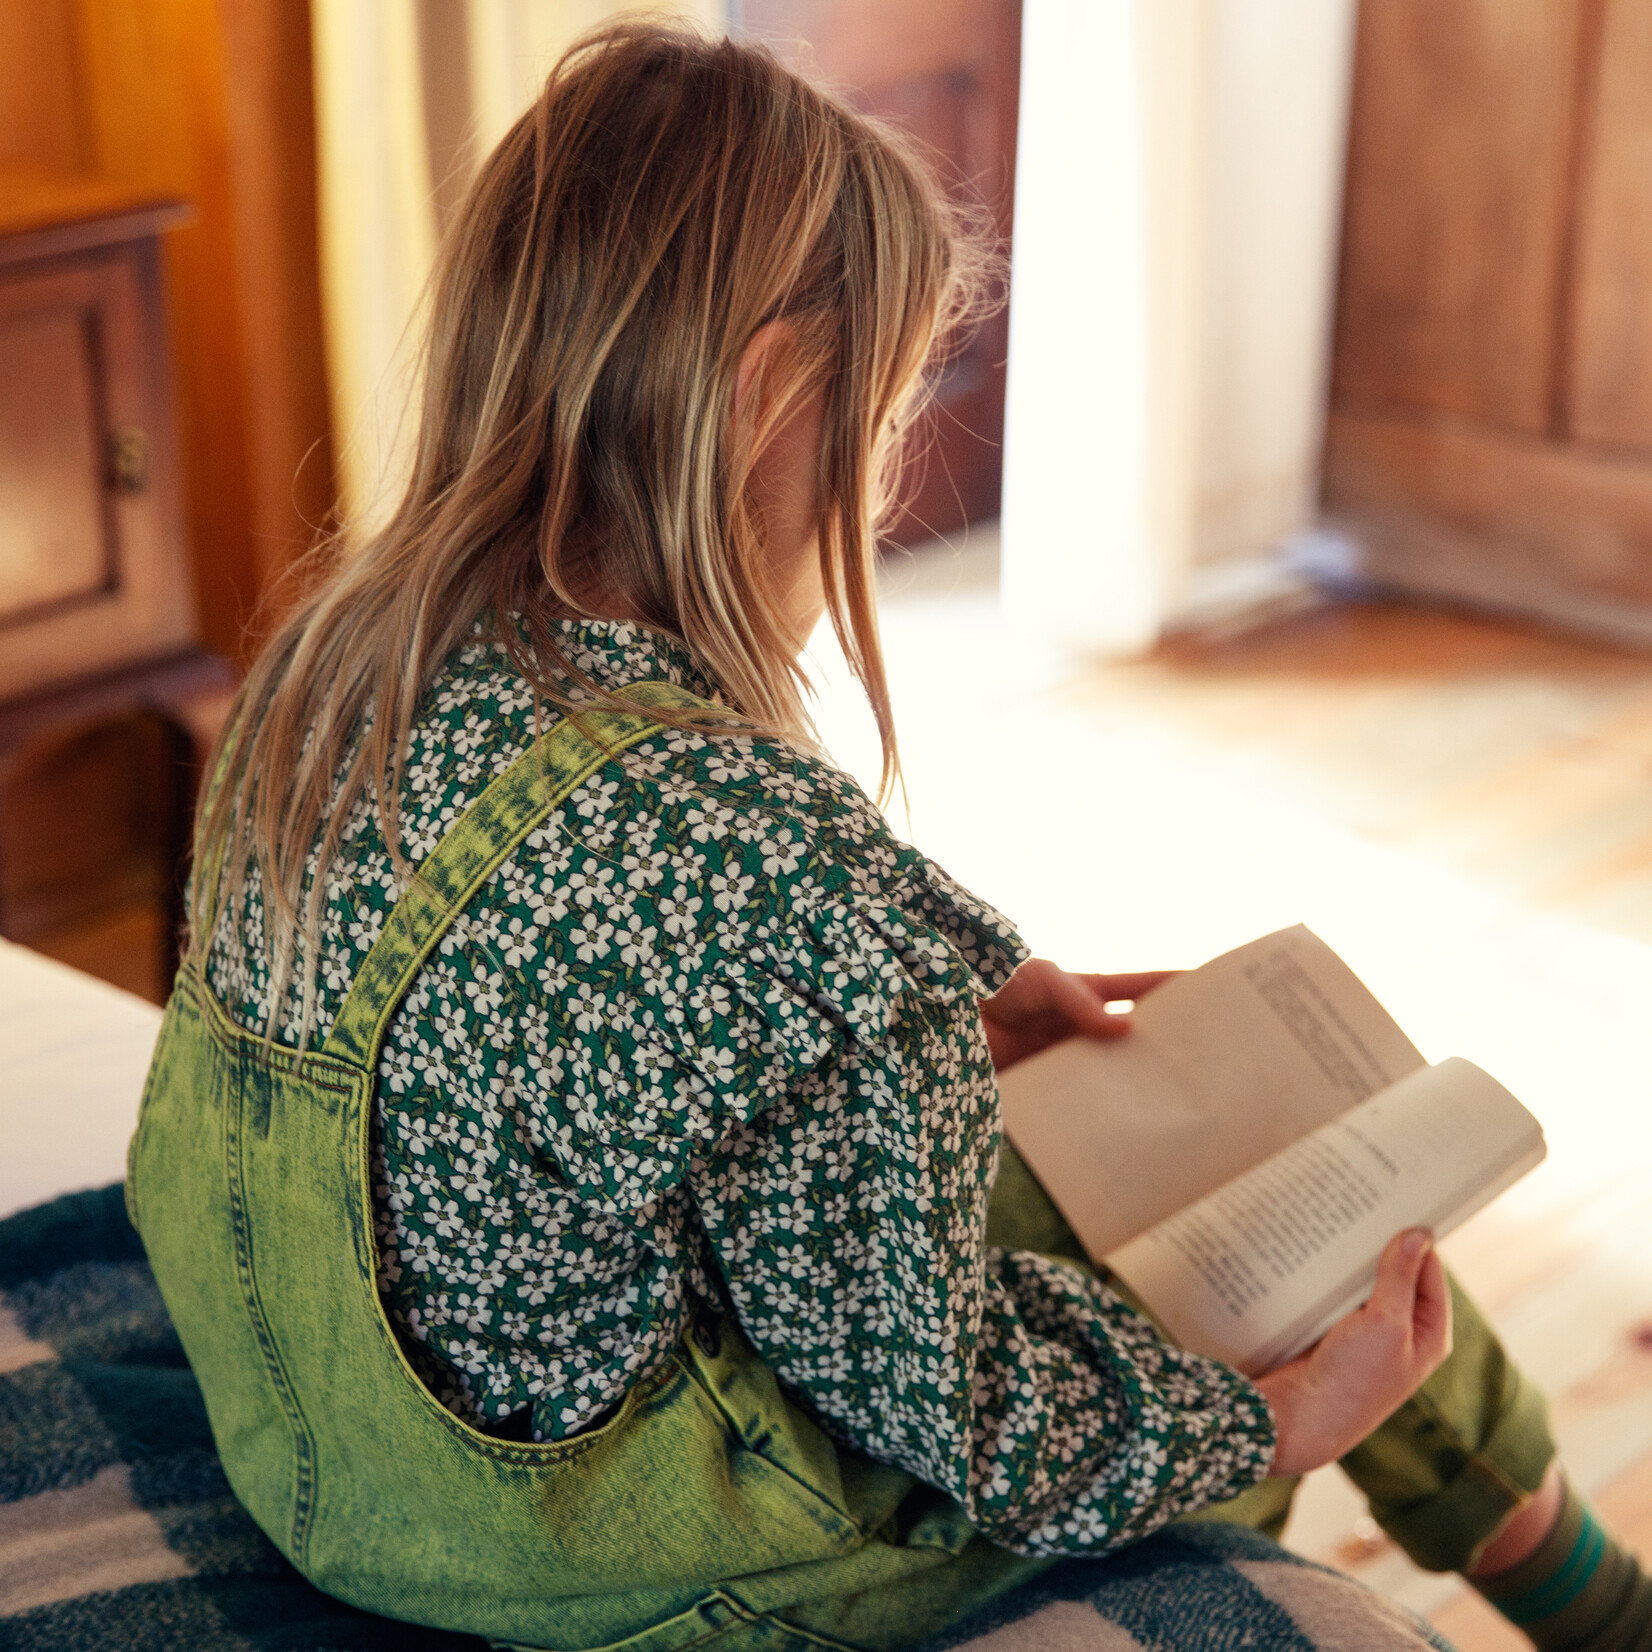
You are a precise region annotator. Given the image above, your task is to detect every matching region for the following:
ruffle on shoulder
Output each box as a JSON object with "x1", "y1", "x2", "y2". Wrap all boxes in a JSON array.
[
  {"x1": 508, "y1": 728, "x2": 1029, "y2": 1195},
  {"x1": 889, "y1": 854, "x2": 1027, "y2": 998},
  {"x1": 660, "y1": 860, "x2": 1028, "y2": 1129}
]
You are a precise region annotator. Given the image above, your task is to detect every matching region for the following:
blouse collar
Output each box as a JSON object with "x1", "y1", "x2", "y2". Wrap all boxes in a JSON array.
[{"x1": 535, "y1": 616, "x2": 723, "y2": 704}]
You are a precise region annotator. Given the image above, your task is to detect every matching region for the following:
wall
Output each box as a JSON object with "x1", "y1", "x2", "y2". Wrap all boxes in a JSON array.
[{"x1": 1000, "y1": 0, "x2": 1358, "y2": 653}]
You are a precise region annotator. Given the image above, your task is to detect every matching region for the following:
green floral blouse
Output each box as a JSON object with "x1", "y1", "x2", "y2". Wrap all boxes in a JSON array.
[{"x1": 207, "y1": 618, "x2": 1274, "y2": 1556}]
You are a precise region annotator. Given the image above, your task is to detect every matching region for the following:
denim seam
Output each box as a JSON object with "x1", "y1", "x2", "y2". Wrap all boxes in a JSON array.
[
  {"x1": 628, "y1": 1589, "x2": 860, "y2": 1652},
  {"x1": 123, "y1": 999, "x2": 175, "y2": 1236},
  {"x1": 324, "y1": 681, "x2": 711, "y2": 1069},
  {"x1": 678, "y1": 1344, "x2": 868, "y2": 1544},
  {"x1": 225, "y1": 1049, "x2": 320, "y2": 1564},
  {"x1": 595, "y1": 1590, "x2": 759, "y2": 1652},
  {"x1": 182, "y1": 971, "x2": 364, "y2": 1087},
  {"x1": 346, "y1": 1060, "x2": 695, "y2": 1466},
  {"x1": 748, "y1": 1618, "x2": 862, "y2": 1652},
  {"x1": 671, "y1": 1593, "x2": 762, "y2": 1652},
  {"x1": 332, "y1": 765, "x2": 622, "y2": 1063}
]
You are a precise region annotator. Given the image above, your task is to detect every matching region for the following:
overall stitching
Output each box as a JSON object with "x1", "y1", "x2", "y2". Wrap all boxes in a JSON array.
[
  {"x1": 221, "y1": 1012, "x2": 326, "y2": 1564},
  {"x1": 323, "y1": 683, "x2": 702, "y2": 1068}
]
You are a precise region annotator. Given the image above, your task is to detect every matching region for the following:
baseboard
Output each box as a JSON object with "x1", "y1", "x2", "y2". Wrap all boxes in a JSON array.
[
  {"x1": 1319, "y1": 514, "x2": 1652, "y2": 652},
  {"x1": 1162, "y1": 539, "x2": 1329, "y2": 638}
]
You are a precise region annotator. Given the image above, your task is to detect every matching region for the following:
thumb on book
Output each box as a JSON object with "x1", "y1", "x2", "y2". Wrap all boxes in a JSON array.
[
  {"x1": 1370, "y1": 1227, "x2": 1432, "y2": 1315},
  {"x1": 1369, "y1": 1228, "x2": 1452, "y2": 1369}
]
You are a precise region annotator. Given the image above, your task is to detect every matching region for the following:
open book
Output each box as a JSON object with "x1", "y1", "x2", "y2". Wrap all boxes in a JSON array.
[{"x1": 996, "y1": 926, "x2": 1545, "y2": 1375}]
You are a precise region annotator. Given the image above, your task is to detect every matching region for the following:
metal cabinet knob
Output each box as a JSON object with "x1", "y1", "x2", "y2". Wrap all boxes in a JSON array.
[{"x1": 107, "y1": 427, "x2": 150, "y2": 495}]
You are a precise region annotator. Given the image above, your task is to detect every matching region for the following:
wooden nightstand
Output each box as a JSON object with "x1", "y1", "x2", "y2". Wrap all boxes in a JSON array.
[{"x1": 0, "y1": 176, "x2": 234, "y2": 1003}]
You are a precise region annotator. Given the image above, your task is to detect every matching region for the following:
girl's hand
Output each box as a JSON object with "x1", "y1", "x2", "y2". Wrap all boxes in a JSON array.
[
  {"x1": 980, "y1": 960, "x2": 1176, "y2": 1071},
  {"x1": 1256, "y1": 1228, "x2": 1452, "y2": 1478}
]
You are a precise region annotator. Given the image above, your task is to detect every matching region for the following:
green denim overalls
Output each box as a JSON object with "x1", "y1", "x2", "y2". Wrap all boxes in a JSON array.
[{"x1": 125, "y1": 683, "x2": 1048, "y2": 1652}]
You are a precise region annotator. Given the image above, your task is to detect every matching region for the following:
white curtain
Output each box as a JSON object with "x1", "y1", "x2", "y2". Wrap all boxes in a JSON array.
[
  {"x1": 1001, "y1": 0, "x2": 1359, "y2": 653},
  {"x1": 311, "y1": 0, "x2": 725, "y2": 530}
]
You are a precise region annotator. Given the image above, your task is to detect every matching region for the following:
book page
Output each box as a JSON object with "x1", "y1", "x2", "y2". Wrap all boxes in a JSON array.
[
  {"x1": 1105, "y1": 1058, "x2": 1545, "y2": 1374},
  {"x1": 997, "y1": 927, "x2": 1426, "y2": 1259}
]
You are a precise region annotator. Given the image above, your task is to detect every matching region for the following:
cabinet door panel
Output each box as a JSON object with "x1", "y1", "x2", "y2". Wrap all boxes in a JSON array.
[
  {"x1": 1327, "y1": 409, "x2": 1652, "y2": 610},
  {"x1": 0, "y1": 304, "x2": 111, "y2": 617},
  {"x1": 1569, "y1": 0, "x2": 1652, "y2": 453},
  {"x1": 1332, "y1": 0, "x2": 1589, "y2": 434},
  {"x1": 0, "y1": 245, "x2": 194, "y2": 698}
]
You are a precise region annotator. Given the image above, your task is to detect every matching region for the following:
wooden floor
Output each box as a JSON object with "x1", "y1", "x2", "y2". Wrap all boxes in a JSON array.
[
  {"x1": 1069, "y1": 597, "x2": 1652, "y2": 1650},
  {"x1": 1078, "y1": 599, "x2": 1652, "y2": 952}
]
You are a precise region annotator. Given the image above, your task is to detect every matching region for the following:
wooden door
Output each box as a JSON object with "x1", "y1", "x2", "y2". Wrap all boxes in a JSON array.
[
  {"x1": 738, "y1": 0, "x2": 1021, "y2": 544},
  {"x1": 1569, "y1": 0, "x2": 1652, "y2": 453},
  {"x1": 1324, "y1": 0, "x2": 1652, "y2": 638}
]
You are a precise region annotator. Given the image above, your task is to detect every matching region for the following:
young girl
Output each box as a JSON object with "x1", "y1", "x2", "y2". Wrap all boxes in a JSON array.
[{"x1": 129, "y1": 23, "x2": 1648, "y2": 1652}]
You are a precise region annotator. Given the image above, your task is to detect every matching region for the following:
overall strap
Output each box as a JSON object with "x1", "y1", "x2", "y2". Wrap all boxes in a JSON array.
[{"x1": 321, "y1": 680, "x2": 711, "y2": 1068}]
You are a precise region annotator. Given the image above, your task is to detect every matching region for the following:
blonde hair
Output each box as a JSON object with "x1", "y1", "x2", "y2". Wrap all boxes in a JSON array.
[{"x1": 191, "y1": 21, "x2": 990, "y2": 1039}]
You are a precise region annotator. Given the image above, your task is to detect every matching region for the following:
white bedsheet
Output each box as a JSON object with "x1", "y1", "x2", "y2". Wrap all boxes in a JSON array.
[{"x1": 1, "y1": 937, "x2": 163, "y2": 1220}]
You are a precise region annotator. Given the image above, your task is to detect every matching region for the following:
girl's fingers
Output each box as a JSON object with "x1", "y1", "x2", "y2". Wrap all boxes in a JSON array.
[
  {"x1": 991, "y1": 964, "x2": 1184, "y2": 1053},
  {"x1": 1047, "y1": 969, "x2": 1128, "y2": 1038},
  {"x1": 1075, "y1": 970, "x2": 1179, "y2": 1004},
  {"x1": 1059, "y1": 968, "x2": 1183, "y2": 1041},
  {"x1": 1413, "y1": 1246, "x2": 1453, "y2": 1366}
]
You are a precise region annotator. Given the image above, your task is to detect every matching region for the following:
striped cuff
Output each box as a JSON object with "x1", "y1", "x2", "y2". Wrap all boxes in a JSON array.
[
  {"x1": 1493, "y1": 1504, "x2": 1606, "y2": 1626},
  {"x1": 1474, "y1": 1480, "x2": 1652, "y2": 1652}
]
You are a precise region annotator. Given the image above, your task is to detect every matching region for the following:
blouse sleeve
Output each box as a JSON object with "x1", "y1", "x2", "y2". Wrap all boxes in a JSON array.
[{"x1": 675, "y1": 792, "x2": 1277, "y2": 1557}]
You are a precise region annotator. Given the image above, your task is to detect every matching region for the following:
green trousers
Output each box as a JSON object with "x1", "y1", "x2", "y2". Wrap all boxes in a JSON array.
[{"x1": 987, "y1": 1143, "x2": 1556, "y2": 1575}]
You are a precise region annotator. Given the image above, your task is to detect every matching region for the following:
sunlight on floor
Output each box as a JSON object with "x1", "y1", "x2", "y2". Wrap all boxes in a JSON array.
[{"x1": 805, "y1": 526, "x2": 1652, "y2": 1625}]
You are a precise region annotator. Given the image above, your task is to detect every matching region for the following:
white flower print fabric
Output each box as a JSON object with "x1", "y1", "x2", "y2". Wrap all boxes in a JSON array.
[{"x1": 206, "y1": 618, "x2": 1275, "y2": 1556}]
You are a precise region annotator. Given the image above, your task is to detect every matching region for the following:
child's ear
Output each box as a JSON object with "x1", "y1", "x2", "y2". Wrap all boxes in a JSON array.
[{"x1": 734, "y1": 320, "x2": 796, "y2": 426}]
